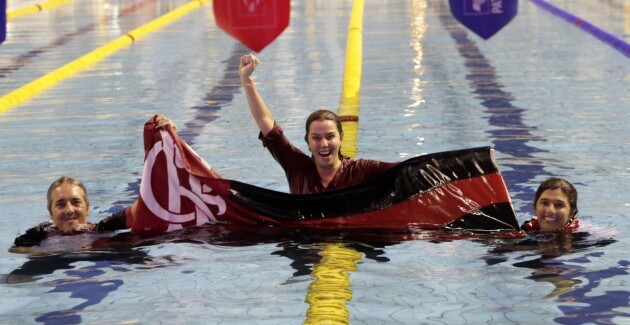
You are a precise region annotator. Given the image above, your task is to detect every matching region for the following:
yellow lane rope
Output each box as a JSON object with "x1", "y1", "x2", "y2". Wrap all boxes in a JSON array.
[
  {"x1": 7, "y1": 0, "x2": 75, "y2": 20},
  {"x1": 337, "y1": 0, "x2": 364, "y2": 158},
  {"x1": 304, "y1": 2, "x2": 366, "y2": 321},
  {"x1": 304, "y1": 244, "x2": 362, "y2": 325},
  {"x1": 0, "y1": 0, "x2": 208, "y2": 115}
]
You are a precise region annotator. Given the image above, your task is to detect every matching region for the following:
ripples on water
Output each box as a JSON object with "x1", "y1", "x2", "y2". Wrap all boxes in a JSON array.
[
  {"x1": 1, "y1": 0, "x2": 629, "y2": 324},
  {"x1": 3, "y1": 224, "x2": 626, "y2": 324}
]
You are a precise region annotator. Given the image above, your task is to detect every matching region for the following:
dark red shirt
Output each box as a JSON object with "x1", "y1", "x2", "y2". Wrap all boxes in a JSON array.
[{"x1": 260, "y1": 123, "x2": 397, "y2": 194}]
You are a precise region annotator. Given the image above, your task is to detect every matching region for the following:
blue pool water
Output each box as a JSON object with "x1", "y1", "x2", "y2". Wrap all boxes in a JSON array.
[{"x1": 0, "y1": 0, "x2": 629, "y2": 324}]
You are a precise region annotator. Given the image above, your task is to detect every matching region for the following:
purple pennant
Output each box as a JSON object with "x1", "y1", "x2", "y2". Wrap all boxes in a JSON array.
[
  {"x1": 449, "y1": 0, "x2": 518, "y2": 39},
  {"x1": 1, "y1": 0, "x2": 6, "y2": 44}
]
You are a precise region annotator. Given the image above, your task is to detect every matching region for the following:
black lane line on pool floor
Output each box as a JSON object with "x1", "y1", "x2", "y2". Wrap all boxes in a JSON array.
[{"x1": 430, "y1": 0, "x2": 548, "y2": 205}]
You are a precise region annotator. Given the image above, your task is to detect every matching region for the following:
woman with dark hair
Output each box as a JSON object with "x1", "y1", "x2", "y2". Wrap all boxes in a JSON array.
[
  {"x1": 521, "y1": 177, "x2": 579, "y2": 232},
  {"x1": 239, "y1": 54, "x2": 397, "y2": 194}
]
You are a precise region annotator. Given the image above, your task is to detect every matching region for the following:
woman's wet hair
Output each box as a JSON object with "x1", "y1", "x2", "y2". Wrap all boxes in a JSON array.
[
  {"x1": 46, "y1": 176, "x2": 89, "y2": 214},
  {"x1": 534, "y1": 177, "x2": 578, "y2": 217},
  {"x1": 304, "y1": 109, "x2": 344, "y2": 159}
]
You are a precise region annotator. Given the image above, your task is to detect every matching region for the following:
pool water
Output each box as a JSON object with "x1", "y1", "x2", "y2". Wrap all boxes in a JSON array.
[{"x1": 1, "y1": 0, "x2": 629, "y2": 324}]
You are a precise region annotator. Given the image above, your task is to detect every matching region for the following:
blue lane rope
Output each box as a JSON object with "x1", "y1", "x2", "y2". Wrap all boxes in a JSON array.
[{"x1": 529, "y1": 0, "x2": 630, "y2": 59}]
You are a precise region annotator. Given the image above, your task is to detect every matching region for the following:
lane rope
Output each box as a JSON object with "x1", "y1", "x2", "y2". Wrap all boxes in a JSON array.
[
  {"x1": 337, "y1": 0, "x2": 364, "y2": 158},
  {"x1": 7, "y1": 0, "x2": 75, "y2": 20},
  {"x1": 303, "y1": 2, "x2": 367, "y2": 323},
  {"x1": 0, "y1": 0, "x2": 208, "y2": 115},
  {"x1": 529, "y1": 0, "x2": 630, "y2": 58}
]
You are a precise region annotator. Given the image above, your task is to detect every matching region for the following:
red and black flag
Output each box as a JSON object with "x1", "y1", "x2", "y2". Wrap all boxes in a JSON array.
[{"x1": 131, "y1": 116, "x2": 520, "y2": 234}]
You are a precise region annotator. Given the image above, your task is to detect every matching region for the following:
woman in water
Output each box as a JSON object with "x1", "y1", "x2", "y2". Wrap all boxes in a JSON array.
[
  {"x1": 12, "y1": 116, "x2": 176, "y2": 247},
  {"x1": 12, "y1": 176, "x2": 133, "y2": 247},
  {"x1": 521, "y1": 177, "x2": 579, "y2": 232},
  {"x1": 239, "y1": 54, "x2": 397, "y2": 194}
]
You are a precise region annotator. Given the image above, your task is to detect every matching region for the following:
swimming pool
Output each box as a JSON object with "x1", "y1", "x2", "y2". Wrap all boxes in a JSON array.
[{"x1": 1, "y1": 0, "x2": 629, "y2": 323}]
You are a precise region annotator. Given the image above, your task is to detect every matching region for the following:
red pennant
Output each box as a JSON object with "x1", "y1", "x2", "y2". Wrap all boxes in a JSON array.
[{"x1": 213, "y1": 0, "x2": 290, "y2": 52}]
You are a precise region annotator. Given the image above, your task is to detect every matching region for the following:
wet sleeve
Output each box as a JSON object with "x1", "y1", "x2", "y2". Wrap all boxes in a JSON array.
[
  {"x1": 13, "y1": 222, "x2": 52, "y2": 247},
  {"x1": 96, "y1": 208, "x2": 129, "y2": 232},
  {"x1": 259, "y1": 122, "x2": 310, "y2": 168}
]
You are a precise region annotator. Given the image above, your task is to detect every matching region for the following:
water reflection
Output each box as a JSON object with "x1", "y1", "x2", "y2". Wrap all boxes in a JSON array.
[
  {"x1": 5, "y1": 250, "x2": 153, "y2": 325},
  {"x1": 7, "y1": 224, "x2": 517, "y2": 288},
  {"x1": 5, "y1": 224, "x2": 398, "y2": 324},
  {"x1": 6, "y1": 224, "x2": 627, "y2": 324},
  {"x1": 110, "y1": 224, "x2": 399, "y2": 270},
  {"x1": 5, "y1": 249, "x2": 151, "y2": 284},
  {"x1": 482, "y1": 232, "x2": 630, "y2": 324}
]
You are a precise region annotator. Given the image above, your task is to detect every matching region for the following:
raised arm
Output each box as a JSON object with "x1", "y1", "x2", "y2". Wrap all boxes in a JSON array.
[{"x1": 239, "y1": 54, "x2": 274, "y2": 136}]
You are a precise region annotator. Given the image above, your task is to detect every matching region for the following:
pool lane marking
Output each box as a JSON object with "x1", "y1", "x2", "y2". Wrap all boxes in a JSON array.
[
  {"x1": 0, "y1": 0, "x2": 208, "y2": 115},
  {"x1": 7, "y1": 0, "x2": 75, "y2": 20},
  {"x1": 428, "y1": 0, "x2": 546, "y2": 205},
  {"x1": 304, "y1": 244, "x2": 361, "y2": 325},
  {"x1": 337, "y1": 0, "x2": 364, "y2": 158},
  {"x1": 1, "y1": 0, "x2": 161, "y2": 79},
  {"x1": 302, "y1": 2, "x2": 365, "y2": 324},
  {"x1": 530, "y1": 0, "x2": 630, "y2": 58}
]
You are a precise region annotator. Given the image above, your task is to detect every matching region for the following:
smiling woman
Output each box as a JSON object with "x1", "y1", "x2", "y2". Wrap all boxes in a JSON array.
[
  {"x1": 3, "y1": 0, "x2": 628, "y2": 322},
  {"x1": 47, "y1": 176, "x2": 92, "y2": 233},
  {"x1": 11, "y1": 115, "x2": 180, "y2": 248},
  {"x1": 12, "y1": 176, "x2": 131, "y2": 248},
  {"x1": 239, "y1": 54, "x2": 397, "y2": 194},
  {"x1": 521, "y1": 178, "x2": 580, "y2": 233}
]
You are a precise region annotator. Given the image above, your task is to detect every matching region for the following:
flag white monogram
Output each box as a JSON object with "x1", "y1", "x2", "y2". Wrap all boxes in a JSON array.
[{"x1": 139, "y1": 129, "x2": 226, "y2": 231}]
